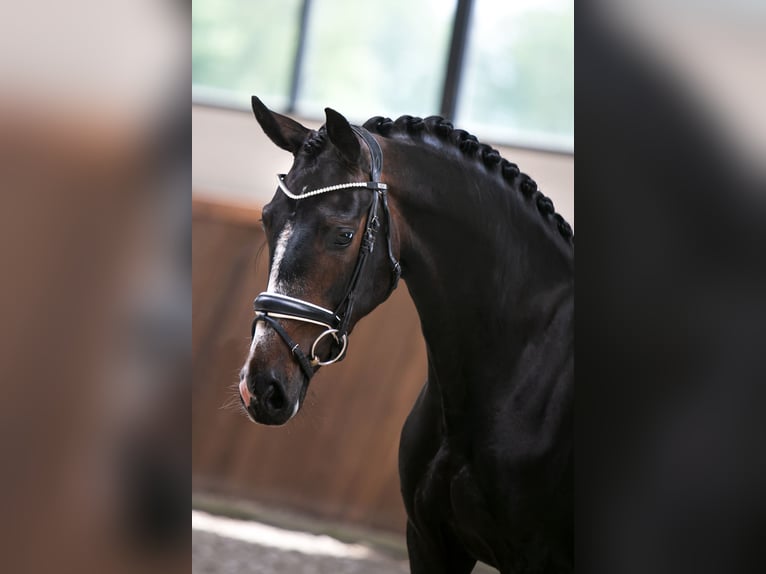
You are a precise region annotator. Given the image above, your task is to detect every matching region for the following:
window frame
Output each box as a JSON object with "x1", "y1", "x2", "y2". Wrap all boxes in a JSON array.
[{"x1": 192, "y1": 0, "x2": 573, "y2": 155}]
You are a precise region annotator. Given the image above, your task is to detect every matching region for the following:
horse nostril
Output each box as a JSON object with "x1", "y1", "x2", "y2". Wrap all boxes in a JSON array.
[{"x1": 262, "y1": 380, "x2": 286, "y2": 412}]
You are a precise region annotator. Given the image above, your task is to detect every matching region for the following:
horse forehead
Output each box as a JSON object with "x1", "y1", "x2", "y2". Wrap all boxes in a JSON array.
[
  {"x1": 287, "y1": 193, "x2": 368, "y2": 223},
  {"x1": 268, "y1": 221, "x2": 309, "y2": 290},
  {"x1": 271, "y1": 217, "x2": 316, "y2": 267},
  {"x1": 288, "y1": 154, "x2": 346, "y2": 185}
]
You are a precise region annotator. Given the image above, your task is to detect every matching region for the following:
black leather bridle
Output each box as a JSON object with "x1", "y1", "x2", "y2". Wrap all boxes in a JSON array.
[{"x1": 251, "y1": 126, "x2": 401, "y2": 380}]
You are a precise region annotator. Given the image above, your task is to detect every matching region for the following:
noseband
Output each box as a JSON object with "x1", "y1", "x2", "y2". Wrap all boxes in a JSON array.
[{"x1": 251, "y1": 126, "x2": 401, "y2": 380}]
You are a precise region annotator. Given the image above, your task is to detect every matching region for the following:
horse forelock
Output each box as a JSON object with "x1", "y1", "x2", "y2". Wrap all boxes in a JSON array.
[{"x1": 301, "y1": 128, "x2": 328, "y2": 158}]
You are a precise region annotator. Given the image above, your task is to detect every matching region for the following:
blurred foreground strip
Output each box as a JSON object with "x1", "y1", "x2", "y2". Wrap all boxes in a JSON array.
[
  {"x1": 192, "y1": 510, "x2": 374, "y2": 560},
  {"x1": 0, "y1": 2, "x2": 188, "y2": 573}
]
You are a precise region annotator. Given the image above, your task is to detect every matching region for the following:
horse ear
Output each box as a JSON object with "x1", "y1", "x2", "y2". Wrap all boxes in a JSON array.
[
  {"x1": 325, "y1": 107, "x2": 360, "y2": 164},
  {"x1": 251, "y1": 95, "x2": 309, "y2": 155}
]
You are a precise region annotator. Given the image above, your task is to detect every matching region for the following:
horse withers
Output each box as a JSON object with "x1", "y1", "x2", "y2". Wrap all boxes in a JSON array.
[{"x1": 239, "y1": 96, "x2": 573, "y2": 573}]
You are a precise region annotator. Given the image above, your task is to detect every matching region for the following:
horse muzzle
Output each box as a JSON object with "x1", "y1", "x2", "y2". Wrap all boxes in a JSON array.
[{"x1": 239, "y1": 369, "x2": 302, "y2": 426}]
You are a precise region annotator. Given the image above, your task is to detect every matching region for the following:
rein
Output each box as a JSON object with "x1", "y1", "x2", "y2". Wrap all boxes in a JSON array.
[{"x1": 251, "y1": 126, "x2": 401, "y2": 380}]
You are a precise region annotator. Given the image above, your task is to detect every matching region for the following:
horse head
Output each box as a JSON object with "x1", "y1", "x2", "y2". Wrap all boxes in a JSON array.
[{"x1": 239, "y1": 96, "x2": 400, "y2": 426}]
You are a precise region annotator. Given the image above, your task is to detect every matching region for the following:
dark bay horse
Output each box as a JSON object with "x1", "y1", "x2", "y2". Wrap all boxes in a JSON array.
[{"x1": 239, "y1": 96, "x2": 573, "y2": 573}]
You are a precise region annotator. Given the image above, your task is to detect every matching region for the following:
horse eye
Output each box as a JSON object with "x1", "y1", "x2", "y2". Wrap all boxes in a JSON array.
[{"x1": 335, "y1": 230, "x2": 354, "y2": 246}]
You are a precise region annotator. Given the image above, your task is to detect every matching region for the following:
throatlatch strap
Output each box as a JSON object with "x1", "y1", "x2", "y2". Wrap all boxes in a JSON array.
[
  {"x1": 352, "y1": 125, "x2": 400, "y2": 295},
  {"x1": 380, "y1": 191, "x2": 401, "y2": 293}
]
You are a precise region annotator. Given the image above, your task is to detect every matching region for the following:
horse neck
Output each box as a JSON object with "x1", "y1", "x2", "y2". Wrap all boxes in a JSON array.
[{"x1": 384, "y1": 138, "x2": 573, "y2": 421}]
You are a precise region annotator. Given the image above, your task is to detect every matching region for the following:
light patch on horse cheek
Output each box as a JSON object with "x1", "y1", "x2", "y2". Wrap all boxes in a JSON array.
[
  {"x1": 267, "y1": 221, "x2": 294, "y2": 295},
  {"x1": 249, "y1": 322, "x2": 268, "y2": 353},
  {"x1": 242, "y1": 221, "x2": 295, "y2": 379},
  {"x1": 240, "y1": 222, "x2": 293, "y2": 379}
]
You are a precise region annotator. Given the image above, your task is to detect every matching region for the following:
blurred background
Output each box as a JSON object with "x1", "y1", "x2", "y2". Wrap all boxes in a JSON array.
[
  {"x1": 192, "y1": 1, "x2": 572, "y2": 572},
  {"x1": 0, "y1": 2, "x2": 188, "y2": 573},
  {"x1": 576, "y1": 1, "x2": 766, "y2": 573}
]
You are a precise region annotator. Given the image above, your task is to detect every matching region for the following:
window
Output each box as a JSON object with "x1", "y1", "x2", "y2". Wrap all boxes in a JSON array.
[
  {"x1": 295, "y1": 0, "x2": 455, "y2": 122},
  {"x1": 192, "y1": 0, "x2": 573, "y2": 152},
  {"x1": 457, "y1": 0, "x2": 573, "y2": 150},
  {"x1": 192, "y1": 0, "x2": 302, "y2": 109}
]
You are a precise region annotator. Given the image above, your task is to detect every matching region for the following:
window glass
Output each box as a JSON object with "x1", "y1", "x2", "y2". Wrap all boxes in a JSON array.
[
  {"x1": 295, "y1": 0, "x2": 456, "y2": 123},
  {"x1": 192, "y1": 0, "x2": 302, "y2": 108},
  {"x1": 191, "y1": 0, "x2": 573, "y2": 151},
  {"x1": 456, "y1": 0, "x2": 573, "y2": 150}
]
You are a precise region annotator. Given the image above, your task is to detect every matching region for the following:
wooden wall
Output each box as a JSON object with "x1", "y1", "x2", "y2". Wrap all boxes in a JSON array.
[{"x1": 192, "y1": 198, "x2": 427, "y2": 533}]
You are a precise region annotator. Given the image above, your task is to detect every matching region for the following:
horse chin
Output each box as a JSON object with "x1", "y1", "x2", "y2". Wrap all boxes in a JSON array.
[{"x1": 242, "y1": 397, "x2": 299, "y2": 426}]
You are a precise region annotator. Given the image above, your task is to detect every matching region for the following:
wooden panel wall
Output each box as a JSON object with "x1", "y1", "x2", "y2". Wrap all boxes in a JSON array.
[{"x1": 192, "y1": 198, "x2": 427, "y2": 533}]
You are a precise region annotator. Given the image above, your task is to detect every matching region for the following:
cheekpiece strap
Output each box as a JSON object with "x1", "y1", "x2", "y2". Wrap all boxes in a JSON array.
[{"x1": 351, "y1": 125, "x2": 383, "y2": 182}]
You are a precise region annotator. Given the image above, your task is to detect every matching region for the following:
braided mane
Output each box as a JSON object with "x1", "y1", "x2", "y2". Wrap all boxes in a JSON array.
[{"x1": 362, "y1": 115, "x2": 573, "y2": 243}]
